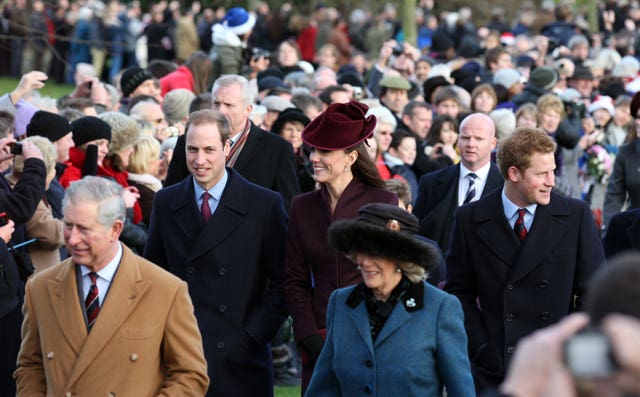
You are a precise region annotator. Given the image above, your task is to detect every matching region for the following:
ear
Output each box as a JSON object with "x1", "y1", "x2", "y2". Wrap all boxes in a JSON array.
[
  {"x1": 507, "y1": 165, "x2": 521, "y2": 183},
  {"x1": 110, "y1": 220, "x2": 124, "y2": 242},
  {"x1": 223, "y1": 138, "x2": 231, "y2": 157},
  {"x1": 347, "y1": 149, "x2": 358, "y2": 166}
]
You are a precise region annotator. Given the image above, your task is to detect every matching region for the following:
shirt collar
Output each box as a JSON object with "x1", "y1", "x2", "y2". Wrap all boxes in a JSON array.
[
  {"x1": 80, "y1": 242, "x2": 123, "y2": 282},
  {"x1": 501, "y1": 187, "x2": 538, "y2": 218},
  {"x1": 460, "y1": 161, "x2": 491, "y2": 181},
  {"x1": 193, "y1": 168, "x2": 228, "y2": 202}
]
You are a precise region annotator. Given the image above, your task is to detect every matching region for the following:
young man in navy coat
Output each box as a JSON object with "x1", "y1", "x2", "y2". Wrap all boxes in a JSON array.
[
  {"x1": 445, "y1": 127, "x2": 605, "y2": 393},
  {"x1": 144, "y1": 110, "x2": 288, "y2": 397}
]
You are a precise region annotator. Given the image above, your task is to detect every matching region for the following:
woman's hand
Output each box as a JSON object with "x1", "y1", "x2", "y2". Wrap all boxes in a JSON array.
[{"x1": 0, "y1": 219, "x2": 15, "y2": 244}]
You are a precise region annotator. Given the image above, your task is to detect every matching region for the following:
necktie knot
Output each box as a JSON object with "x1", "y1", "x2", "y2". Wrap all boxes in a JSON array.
[{"x1": 88, "y1": 272, "x2": 97, "y2": 284}]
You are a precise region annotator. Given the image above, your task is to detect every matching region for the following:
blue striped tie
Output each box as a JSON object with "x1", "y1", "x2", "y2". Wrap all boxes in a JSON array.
[{"x1": 463, "y1": 173, "x2": 477, "y2": 204}]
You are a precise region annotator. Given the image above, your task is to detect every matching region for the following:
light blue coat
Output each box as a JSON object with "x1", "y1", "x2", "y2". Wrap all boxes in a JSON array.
[{"x1": 306, "y1": 281, "x2": 475, "y2": 397}]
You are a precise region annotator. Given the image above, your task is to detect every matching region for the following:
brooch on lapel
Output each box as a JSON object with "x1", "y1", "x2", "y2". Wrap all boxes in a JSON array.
[{"x1": 405, "y1": 298, "x2": 416, "y2": 308}]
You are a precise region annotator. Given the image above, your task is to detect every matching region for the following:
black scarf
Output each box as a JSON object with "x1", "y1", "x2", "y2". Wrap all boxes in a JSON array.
[{"x1": 363, "y1": 277, "x2": 411, "y2": 341}]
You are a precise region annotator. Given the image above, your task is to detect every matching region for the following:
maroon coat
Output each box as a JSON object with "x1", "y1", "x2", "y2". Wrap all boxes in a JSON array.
[{"x1": 285, "y1": 179, "x2": 397, "y2": 345}]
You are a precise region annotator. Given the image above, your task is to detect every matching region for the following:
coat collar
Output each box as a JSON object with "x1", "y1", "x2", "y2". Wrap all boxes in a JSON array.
[
  {"x1": 345, "y1": 280, "x2": 424, "y2": 313},
  {"x1": 170, "y1": 168, "x2": 248, "y2": 261},
  {"x1": 472, "y1": 189, "x2": 572, "y2": 282},
  {"x1": 346, "y1": 281, "x2": 425, "y2": 349},
  {"x1": 47, "y1": 246, "x2": 152, "y2": 389}
]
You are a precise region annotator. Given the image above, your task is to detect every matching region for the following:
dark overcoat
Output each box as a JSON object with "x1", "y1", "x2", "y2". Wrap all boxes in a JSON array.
[
  {"x1": 603, "y1": 208, "x2": 640, "y2": 258},
  {"x1": 144, "y1": 168, "x2": 288, "y2": 397},
  {"x1": 413, "y1": 163, "x2": 503, "y2": 254},
  {"x1": 445, "y1": 189, "x2": 605, "y2": 390}
]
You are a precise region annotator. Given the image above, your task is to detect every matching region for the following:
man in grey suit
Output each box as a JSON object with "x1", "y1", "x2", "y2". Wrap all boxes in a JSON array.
[{"x1": 414, "y1": 113, "x2": 503, "y2": 258}]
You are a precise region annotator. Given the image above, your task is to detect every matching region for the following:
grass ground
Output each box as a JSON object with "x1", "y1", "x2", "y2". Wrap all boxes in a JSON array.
[
  {"x1": 0, "y1": 76, "x2": 302, "y2": 397},
  {"x1": 0, "y1": 77, "x2": 74, "y2": 99}
]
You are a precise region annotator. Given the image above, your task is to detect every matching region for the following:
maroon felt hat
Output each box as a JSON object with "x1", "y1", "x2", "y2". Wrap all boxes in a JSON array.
[
  {"x1": 631, "y1": 91, "x2": 640, "y2": 118},
  {"x1": 301, "y1": 100, "x2": 376, "y2": 150}
]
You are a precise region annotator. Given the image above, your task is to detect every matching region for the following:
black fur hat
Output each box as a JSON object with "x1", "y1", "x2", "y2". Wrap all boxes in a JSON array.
[{"x1": 328, "y1": 203, "x2": 440, "y2": 270}]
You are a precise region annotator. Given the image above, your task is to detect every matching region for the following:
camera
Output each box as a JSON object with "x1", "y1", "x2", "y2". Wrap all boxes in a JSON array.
[
  {"x1": 252, "y1": 48, "x2": 271, "y2": 60},
  {"x1": 392, "y1": 45, "x2": 404, "y2": 56},
  {"x1": 0, "y1": 212, "x2": 7, "y2": 226},
  {"x1": 564, "y1": 327, "x2": 618, "y2": 378},
  {"x1": 352, "y1": 86, "x2": 363, "y2": 100},
  {"x1": 9, "y1": 142, "x2": 22, "y2": 155}
]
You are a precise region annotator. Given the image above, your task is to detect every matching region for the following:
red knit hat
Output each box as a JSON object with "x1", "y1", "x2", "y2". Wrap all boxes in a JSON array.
[{"x1": 301, "y1": 100, "x2": 376, "y2": 150}]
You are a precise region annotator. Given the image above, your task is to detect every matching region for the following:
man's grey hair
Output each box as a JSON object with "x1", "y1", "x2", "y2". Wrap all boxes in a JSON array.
[
  {"x1": 63, "y1": 176, "x2": 125, "y2": 227},
  {"x1": 212, "y1": 75, "x2": 253, "y2": 106}
]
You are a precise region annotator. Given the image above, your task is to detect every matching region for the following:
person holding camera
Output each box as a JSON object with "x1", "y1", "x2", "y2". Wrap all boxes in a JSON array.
[
  {"x1": 491, "y1": 252, "x2": 640, "y2": 397},
  {"x1": 445, "y1": 127, "x2": 604, "y2": 393},
  {"x1": 211, "y1": 7, "x2": 262, "y2": 81},
  {"x1": 0, "y1": 137, "x2": 44, "y2": 396}
]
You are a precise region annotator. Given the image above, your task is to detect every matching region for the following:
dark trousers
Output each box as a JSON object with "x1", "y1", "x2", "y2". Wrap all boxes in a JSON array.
[{"x1": 0, "y1": 296, "x2": 23, "y2": 397}]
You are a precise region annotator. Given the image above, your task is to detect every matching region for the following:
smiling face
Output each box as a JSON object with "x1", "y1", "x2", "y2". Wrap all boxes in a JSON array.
[
  {"x1": 390, "y1": 136, "x2": 417, "y2": 165},
  {"x1": 374, "y1": 122, "x2": 394, "y2": 152},
  {"x1": 356, "y1": 253, "x2": 403, "y2": 301},
  {"x1": 63, "y1": 199, "x2": 122, "y2": 272},
  {"x1": 186, "y1": 121, "x2": 230, "y2": 190},
  {"x1": 309, "y1": 147, "x2": 357, "y2": 186},
  {"x1": 507, "y1": 151, "x2": 556, "y2": 207}
]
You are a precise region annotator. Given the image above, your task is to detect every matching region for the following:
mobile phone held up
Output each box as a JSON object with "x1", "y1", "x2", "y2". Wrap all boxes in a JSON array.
[{"x1": 9, "y1": 142, "x2": 22, "y2": 155}]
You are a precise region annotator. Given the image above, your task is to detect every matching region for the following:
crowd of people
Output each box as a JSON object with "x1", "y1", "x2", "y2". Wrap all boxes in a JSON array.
[{"x1": 3, "y1": 0, "x2": 640, "y2": 396}]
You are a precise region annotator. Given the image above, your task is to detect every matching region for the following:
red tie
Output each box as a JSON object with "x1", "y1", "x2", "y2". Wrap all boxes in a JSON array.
[
  {"x1": 201, "y1": 192, "x2": 212, "y2": 224},
  {"x1": 514, "y1": 208, "x2": 527, "y2": 241},
  {"x1": 85, "y1": 272, "x2": 100, "y2": 330}
]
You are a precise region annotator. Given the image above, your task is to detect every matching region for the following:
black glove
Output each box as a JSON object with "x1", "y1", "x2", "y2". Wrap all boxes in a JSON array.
[
  {"x1": 301, "y1": 334, "x2": 324, "y2": 365},
  {"x1": 82, "y1": 144, "x2": 98, "y2": 176}
]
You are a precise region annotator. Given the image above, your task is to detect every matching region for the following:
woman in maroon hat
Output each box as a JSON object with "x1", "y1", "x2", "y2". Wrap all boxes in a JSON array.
[{"x1": 284, "y1": 100, "x2": 398, "y2": 393}]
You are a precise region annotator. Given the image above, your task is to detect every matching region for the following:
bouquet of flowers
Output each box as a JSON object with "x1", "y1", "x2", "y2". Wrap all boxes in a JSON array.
[{"x1": 582, "y1": 144, "x2": 613, "y2": 184}]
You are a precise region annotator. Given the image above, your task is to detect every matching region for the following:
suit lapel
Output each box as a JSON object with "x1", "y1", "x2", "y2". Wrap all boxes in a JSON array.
[
  {"x1": 482, "y1": 164, "x2": 504, "y2": 198},
  {"x1": 67, "y1": 247, "x2": 151, "y2": 388},
  {"x1": 474, "y1": 191, "x2": 521, "y2": 265},
  {"x1": 349, "y1": 303, "x2": 375, "y2": 353},
  {"x1": 47, "y1": 262, "x2": 87, "y2": 356},
  {"x1": 374, "y1": 302, "x2": 412, "y2": 348},
  {"x1": 508, "y1": 197, "x2": 571, "y2": 283},
  {"x1": 170, "y1": 177, "x2": 203, "y2": 243},
  {"x1": 188, "y1": 169, "x2": 247, "y2": 261}
]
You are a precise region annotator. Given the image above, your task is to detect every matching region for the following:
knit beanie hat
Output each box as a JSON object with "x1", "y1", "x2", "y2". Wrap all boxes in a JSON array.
[
  {"x1": 26, "y1": 110, "x2": 72, "y2": 142},
  {"x1": 163, "y1": 89, "x2": 196, "y2": 124},
  {"x1": 98, "y1": 112, "x2": 141, "y2": 153},
  {"x1": 120, "y1": 66, "x2": 154, "y2": 98},
  {"x1": 70, "y1": 116, "x2": 112, "y2": 147},
  {"x1": 223, "y1": 7, "x2": 256, "y2": 36},
  {"x1": 13, "y1": 100, "x2": 38, "y2": 139}
]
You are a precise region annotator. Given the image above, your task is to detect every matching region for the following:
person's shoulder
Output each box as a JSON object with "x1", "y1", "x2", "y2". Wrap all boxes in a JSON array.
[
  {"x1": 131, "y1": 252, "x2": 185, "y2": 289},
  {"x1": 420, "y1": 163, "x2": 458, "y2": 183},
  {"x1": 27, "y1": 259, "x2": 73, "y2": 288},
  {"x1": 251, "y1": 125, "x2": 292, "y2": 149}
]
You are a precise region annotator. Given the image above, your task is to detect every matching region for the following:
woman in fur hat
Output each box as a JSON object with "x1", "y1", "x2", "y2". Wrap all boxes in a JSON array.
[
  {"x1": 306, "y1": 203, "x2": 475, "y2": 396},
  {"x1": 284, "y1": 100, "x2": 398, "y2": 393}
]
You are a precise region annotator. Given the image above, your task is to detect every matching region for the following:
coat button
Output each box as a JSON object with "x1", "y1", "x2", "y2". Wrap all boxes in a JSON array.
[
  {"x1": 217, "y1": 341, "x2": 224, "y2": 349},
  {"x1": 365, "y1": 360, "x2": 373, "y2": 368},
  {"x1": 66, "y1": 393, "x2": 72, "y2": 397},
  {"x1": 130, "y1": 353, "x2": 138, "y2": 362},
  {"x1": 507, "y1": 346, "x2": 515, "y2": 354},
  {"x1": 47, "y1": 352, "x2": 54, "y2": 360},
  {"x1": 187, "y1": 267, "x2": 194, "y2": 275},
  {"x1": 108, "y1": 393, "x2": 115, "y2": 397},
  {"x1": 218, "y1": 267, "x2": 226, "y2": 276},
  {"x1": 218, "y1": 305, "x2": 227, "y2": 313},
  {"x1": 364, "y1": 385, "x2": 372, "y2": 394},
  {"x1": 505, "y1": 313, "x2": 514, "y2": 322},
  {"x1": 506, "y1": 284, "x2": 513, "y2": 290},
  {"x1": 540, "y1": 312, "x2": 549, "y2": 320},
  {"x1": 538, "y1": 280, "x2": 549, "y2": 289}
]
